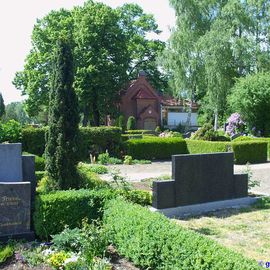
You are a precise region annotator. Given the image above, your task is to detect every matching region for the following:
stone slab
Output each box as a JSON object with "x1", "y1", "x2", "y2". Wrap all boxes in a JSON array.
[
  {"x1": 0, "y1": 182, "x2": 31, "y2": 236},
  {"x1": 0, "y1": 143, "x2": 22, "y2": 182},
  {"x1": 152, "y1": 180, "x2": 175, "y2": 209},
  {"x1": 172, "y1": 153, "x2": 235, "y2": 206},
  {"x1": 150, "y1": 197, "x2": 258, "y2": 218}
]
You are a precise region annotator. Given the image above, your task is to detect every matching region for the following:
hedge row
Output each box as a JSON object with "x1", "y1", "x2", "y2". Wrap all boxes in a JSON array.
[
  {"x1": 232, "y1": 141, "x2": 267, "y2": 164},
  {"x1": 233, "y1": 136, "x2": 270, "y2": 158},
  {"x1": 125, "y1": 138, "x2": 188, "y2": 160},
  {"x1": 125, "y1": 130, "x2": 155, "y2": 135},
  {"x1": 104, "y1": 199, "x2": 260, "y2": 270},
  {"x1": 34, "y1": 188, "x2": 151, "y2": 240},
  {"x1": 125, "y1": 138, "x2": 268, "y2": 164},
  {"x1": 186, "y1": 140, "x2": 230, "y2": 154},
  {"x1": 22, "y1": 126, "x2": 122, "y2": 158}
]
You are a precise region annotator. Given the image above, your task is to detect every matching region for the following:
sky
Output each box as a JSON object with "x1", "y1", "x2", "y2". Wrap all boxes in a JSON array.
[{"x1": 0, "y1": 0, "x2": 175, "y2": 104}]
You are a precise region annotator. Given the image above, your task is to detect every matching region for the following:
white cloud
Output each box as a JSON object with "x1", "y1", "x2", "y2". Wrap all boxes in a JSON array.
[{"x1": 0, "y1": 0, "x2": 175, "y2": 104}]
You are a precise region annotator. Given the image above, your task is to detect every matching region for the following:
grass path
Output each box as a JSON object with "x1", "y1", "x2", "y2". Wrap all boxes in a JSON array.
[{"x1": 174, "y1": 199, "x2": 270, "y2": 262}]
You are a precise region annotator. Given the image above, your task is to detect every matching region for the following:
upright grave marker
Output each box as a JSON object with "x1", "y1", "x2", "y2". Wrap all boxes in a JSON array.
[
  {"x1": 0, "y1": 143, "x2": 36, "y2": 242},
  {"x1": 153, "y1": 152, "x2": 248, "y2": 209}
]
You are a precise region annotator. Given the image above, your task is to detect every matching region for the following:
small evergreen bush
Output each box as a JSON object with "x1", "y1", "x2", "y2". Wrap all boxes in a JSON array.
[{"x1": 126, "y1": 116, "x2": 136, "y2": 130}]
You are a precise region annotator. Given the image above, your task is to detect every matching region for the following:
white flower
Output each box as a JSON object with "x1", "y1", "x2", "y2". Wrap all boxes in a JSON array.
[
  {"x1": 42, "y1": 248, "x2": 54, "y2": 257},
  {"x1": 64, "y1": 254, "x2": 79, "y2": 265}
]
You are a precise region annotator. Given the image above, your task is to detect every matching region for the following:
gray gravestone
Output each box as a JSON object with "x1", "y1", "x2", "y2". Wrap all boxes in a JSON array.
[
  {"x1": 0, "y1": 144, "x2": 23, "y2": 182},
  {"x1": 0, "y1": 143, "x2": 35, "y2": 242},
  {"x1": 153, "y1": 152, "x2": 248, "y2": 209}
]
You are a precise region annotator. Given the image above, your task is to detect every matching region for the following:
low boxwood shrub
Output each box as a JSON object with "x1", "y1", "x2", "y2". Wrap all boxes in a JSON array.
[
  {"x1": 116, "y1": 190, "x2": 151, "y2": 206},
  {"x1": 125, "y1": 138, "x2": 188, "y2": 160},
  {"x1": 104, "y1": 199, "x2": 261, "y2": 270},
  {"x1": 186, "y1": 140, "x2": 230, "y2": 154},
  {"x1": 34, "y1": 189, "x2": 114, "y2": 240},
  {"x1": 232, "y1": 141, "x2": 267, "y2": 164},
  {"x1": 34, "y1": 188, "x2": 152, "y2": 240}
]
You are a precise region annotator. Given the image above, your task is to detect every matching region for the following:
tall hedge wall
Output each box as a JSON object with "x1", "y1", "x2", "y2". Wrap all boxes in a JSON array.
[
  {"x1": 125, "y1": 138, "x2": 188, "y2": 160},
  {"x1": 104, "y1": 199, "x2": 260, "y2": 270},
  {"x1": 22, "y1": 126, "x2": 122, "y2": 158}
]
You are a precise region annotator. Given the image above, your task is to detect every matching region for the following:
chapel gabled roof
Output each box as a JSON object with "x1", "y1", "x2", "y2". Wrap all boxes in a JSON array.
[{"x1": 133, "y1": 88, "x2": 157, "y2": 99}]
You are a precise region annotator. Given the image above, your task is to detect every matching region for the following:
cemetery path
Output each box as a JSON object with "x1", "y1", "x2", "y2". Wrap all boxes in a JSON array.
[{"x1": 105, "y1": 161, "x2": 270, "y2": 196}]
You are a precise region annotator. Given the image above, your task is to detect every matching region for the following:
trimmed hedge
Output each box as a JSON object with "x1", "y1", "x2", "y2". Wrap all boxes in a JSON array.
[
  {"x1": 22, "y1": 126, "x2": 122, "y2": 159},
  {"x1": 104, "y1": 199, "x2": 261, "y2": 270},
  {"x1": 232, "y1": 141, "x2": 267, "y2": 164},
  {"x1": 78, "y1": 127, "x2": 122, "y2": 158},
  {"x1": 22, "y1": 127, "x2": 47, "y2": 156},
  {"x1": 125, "y1": 138, "x2": 188, "y2": 160},
  {"x1": 34, "y1": 189, "x2": 114, "y2": 239},
  {"x1": 186, "y1": 140, "x2": 230, "y2": 154},
  {"x1": 125, "y1": 130, "x2": 155, "y2": 135},
  {"x1": 34, "y1": 188, "x2": 152, "y2": 240}
]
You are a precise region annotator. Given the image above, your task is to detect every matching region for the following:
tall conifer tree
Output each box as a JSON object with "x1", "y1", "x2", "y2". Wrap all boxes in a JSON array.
[{"x1": 45, "y1": 39, "x2": 79, "y2": 190}]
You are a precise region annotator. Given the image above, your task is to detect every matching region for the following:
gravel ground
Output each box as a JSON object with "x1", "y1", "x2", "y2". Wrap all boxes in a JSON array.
[{"x1": 105, "y1": 161, "x2": 270, "y2": 195}]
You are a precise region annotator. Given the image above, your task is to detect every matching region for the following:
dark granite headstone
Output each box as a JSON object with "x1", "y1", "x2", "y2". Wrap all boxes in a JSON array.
[
  {"x1": 0, "y1": 144, "x2": 35, "y2": 242},
  {"x1": 153, "y1": 152, "x2": 248, "y2": 209},
  {"x1": 0, "y1": 182, "x2": 31, "y2": 236}
]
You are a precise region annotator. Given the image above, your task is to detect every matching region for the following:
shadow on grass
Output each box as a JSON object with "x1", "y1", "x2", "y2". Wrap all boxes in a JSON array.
[{"x1": 177, "y1": 196, "x2": 270, "y2": 221}]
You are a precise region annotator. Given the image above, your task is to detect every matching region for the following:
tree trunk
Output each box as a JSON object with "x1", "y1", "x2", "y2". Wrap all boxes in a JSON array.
[
  {"x1": 92, "y1": 97, "x2": 100, "y2": 126},
  {"x1": 82, "y1": 106, "x2": 90, "y2": 127},
  {"x1": 214, "y1": 110, "x2": 218, "y2": 131}
]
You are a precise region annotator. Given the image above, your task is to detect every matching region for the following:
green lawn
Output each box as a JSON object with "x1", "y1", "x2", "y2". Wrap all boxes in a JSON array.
[{"x1": 175, "y1": 197, "x2": 270, "y2": 262}]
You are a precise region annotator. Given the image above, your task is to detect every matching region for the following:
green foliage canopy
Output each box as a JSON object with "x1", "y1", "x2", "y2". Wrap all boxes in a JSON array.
[
  {"x1": 13, "y1": 1, "x2": 167, "y2": 126},
  {"x1": 229, "y1": 72, "x2": 270, "y2": 136}
]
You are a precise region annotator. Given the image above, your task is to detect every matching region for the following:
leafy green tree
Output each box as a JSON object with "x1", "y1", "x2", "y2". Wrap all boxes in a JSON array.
[
  {"x1": 73, "y1": 1, "x2": 130, "y2": 126},
  {"x1": 117, "y1": 4, "x2": 168, "y2": 92},
  {"x1": 229, "y1": 72, "x2": 270, "y2": 136},
  {"x1": 45, "y1": 39, "x2": 80, "y2": 190},
  {"x1": 13, "y1": 9, "x2": 73, "y2": 117},
  {"x1": 0, "y1": 93, "x2": 5, "y2": 119},
  {"x1": 2, "y1": 102, "x2": 31, "y2": 124},
  {"x1": 13, "y1": 1, "x2": 167, "y2": 126},
  {"x1": 163, "y1": 0, "x2": 270, "y2": 128}
]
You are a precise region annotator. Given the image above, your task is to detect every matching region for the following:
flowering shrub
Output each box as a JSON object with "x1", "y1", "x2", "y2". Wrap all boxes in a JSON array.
[{"x1": 226, "y1": 113, "x2": 245, "y2": 136}]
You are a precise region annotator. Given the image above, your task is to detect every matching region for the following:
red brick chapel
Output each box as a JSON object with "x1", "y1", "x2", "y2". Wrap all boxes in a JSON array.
[{"x1": 119, "y1": 72, "x2": 161, "y2": 130}]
